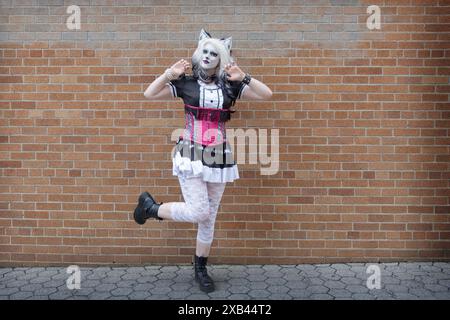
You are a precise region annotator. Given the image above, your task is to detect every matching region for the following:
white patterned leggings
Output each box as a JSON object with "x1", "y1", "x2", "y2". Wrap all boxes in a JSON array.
[{"x1": 170, "y1": 175, "x2": 226, "y2": 245}]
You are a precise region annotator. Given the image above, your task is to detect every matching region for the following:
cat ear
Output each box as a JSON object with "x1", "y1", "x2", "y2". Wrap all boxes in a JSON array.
[
  {"x1": 220, "y1": 36, "x2": 232, "y2": 54},
  {"x1": 199, "y1": 29, "x2": 211, "y2": 43}
]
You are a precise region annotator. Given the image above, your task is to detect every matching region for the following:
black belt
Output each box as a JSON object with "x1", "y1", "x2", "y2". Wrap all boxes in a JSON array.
[{"x1": 184, "y1": 104, "x2": 234, "y2": 122}]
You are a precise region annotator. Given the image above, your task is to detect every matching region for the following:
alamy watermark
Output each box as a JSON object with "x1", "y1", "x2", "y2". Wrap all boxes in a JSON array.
[
  {"x1": 171, "y1": 128, "x2": 280, "y2": 176},
  {"x1": 66, "y1": 265, "x2": 81, "y2": 290}
]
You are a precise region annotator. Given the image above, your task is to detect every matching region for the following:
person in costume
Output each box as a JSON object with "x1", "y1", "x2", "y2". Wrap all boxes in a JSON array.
[{"x1": 134, "y1": 29, "x2": 272, "y2": 293}]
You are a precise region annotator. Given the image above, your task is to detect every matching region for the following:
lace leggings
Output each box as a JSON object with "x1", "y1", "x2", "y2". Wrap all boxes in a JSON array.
[{"x1": 170, "y1": 175, "x2": 226, "y2": 245}]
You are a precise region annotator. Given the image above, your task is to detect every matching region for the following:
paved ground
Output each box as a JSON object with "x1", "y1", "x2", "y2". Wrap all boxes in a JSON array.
[{"x1": 0, "y1": 262, "x2": 449, "y2": 300}]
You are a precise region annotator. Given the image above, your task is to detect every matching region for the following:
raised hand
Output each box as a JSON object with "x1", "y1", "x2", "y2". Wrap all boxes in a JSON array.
[
  {"x1": 224, "y1": 62, "x2": 245, "y2": 82},
  {"x1": 170, "y1": 59, "x2": 191, "y2": 78}
]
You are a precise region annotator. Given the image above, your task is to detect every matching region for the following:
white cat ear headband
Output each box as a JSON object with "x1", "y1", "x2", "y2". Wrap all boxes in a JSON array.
[{"x1": 199, "y1": 28, "x2": 232, "y2": 54}]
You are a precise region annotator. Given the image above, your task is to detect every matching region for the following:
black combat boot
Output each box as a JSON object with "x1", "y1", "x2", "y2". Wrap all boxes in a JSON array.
[
  {"x1": 194, "y1": 255, "x2": 215, "y2": 293},
  {"x1": 133, "y1": 191, "x2": 163, "y2": 225}
]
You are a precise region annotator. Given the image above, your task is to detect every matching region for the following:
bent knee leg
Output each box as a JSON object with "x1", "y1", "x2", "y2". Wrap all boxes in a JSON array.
[{"x1": 187, "y1": 203, "x2": 210, "y2": 222}]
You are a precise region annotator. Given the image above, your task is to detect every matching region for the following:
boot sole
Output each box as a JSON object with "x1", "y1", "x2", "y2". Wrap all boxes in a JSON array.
[
  {"x1": 133, "y1": 191, "x2": 151, "y2": 225},
  {"x1": 195, "y1": 276, "x2": 215, "y2": 293}
]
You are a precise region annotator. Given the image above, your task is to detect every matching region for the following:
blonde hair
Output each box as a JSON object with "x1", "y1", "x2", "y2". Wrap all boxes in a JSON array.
[{"x1": 191, "y1": 38, "x2": 234, "y2": 81}]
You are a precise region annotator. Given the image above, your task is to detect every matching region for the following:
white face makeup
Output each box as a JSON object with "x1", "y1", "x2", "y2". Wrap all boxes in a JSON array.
[{"x1": 200, "y1": 43, "x2": 220, "y2": 70}]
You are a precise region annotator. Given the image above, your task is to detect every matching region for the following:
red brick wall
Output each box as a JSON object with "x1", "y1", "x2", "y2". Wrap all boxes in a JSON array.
[{"x1": 0, "y1": 1, "x2": 449, "y2": 266}]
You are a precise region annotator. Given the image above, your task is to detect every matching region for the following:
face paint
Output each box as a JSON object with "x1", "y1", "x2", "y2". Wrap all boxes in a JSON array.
[{"x1": 200, "y1": 43, "x2": 219, "y2": 70}]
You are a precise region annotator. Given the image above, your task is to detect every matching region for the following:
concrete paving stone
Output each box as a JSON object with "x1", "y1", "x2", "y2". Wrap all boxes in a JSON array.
[
  {"x1": 247, "y1": 289, "x2": 270, "y2": 298},
  {"x1": 420, "y1": 264, "x2": 443, "y2": 272},
  {"x1": 34, "y1": 287, "x2": 58, "y2": 296},
  {"x1": 384, "y1": 284, "x2": 409, "y2": 293},
  {"x1": 406, "y1": 288, "x2": 433, "y2": 297},
  {"x1": 79, "y1": 280, "x2": 101, "y2": 288},
  {"x1": 116, "y1": 280, "x2": 136, "y2": 288},
  {"x1": 170, "y1": 283, "x2": 192, "y2": 291},
  {"x1": 38, "y1": 270, "x2": 59, "y2": 278},
  {"x1": 228, "y1": 265, "x2": 249, "y2": 272},
  {"x1": 228, "y1": 271, "x2": 248, "y2": 279},
  {"x1": 0, "y1": 288, "x2": 19, "y2": 296},
  {"x1": 345, "y1": 285, "x2": 369, "y2": 294},
  {"x1": 226, "y1": 294, "x2": 251, "y2": 300},
  {"x1": 167, "y1": 290, "x2": 192, "y2": 299},
  {"x1": 426, "y1": 272, "x2": 450, "y2": 280},
  {"x1": 111, "y1": 287, "x2": 133, "y2": 296},
  {"x1": 153, "y1": 279, "x2": 174, "y2": 287},
  {"x1": 95, "y1": 283, "x2": 117, "y2": 292},
  {"x1": 417, "y1": 276, "x2": 439, "y2": 284},
  {"x1": 50, "y1": 273, "x2": 68, "y2": 280},
  {"x1": 248, "y1": 281, "x2": 268, "y2": 290},
  {"x1": 267, "y1": 285, "x2": 289, "y2": 294},
  {"x1": 134, "y1": 283, "x2": 155, "y2": 291},
  {"x1": 146, "y1": 294, "x2": 173, "y2": 300},
  {"x1": 229, "y1": 278, "x2": 250, "y2": 286},
  {"x1": 155, "y1": 272, "x2": 177, "y2": 280},
  {"x1": 20, "y1": 283, "x2": 43, "y2": 292},
  {"x1": 246, "y1": 274, "x2": 268, "y2": 282},
  {"x1": 299, "y1": 270, "x2": 320, "y2": 277},
  {"x1": 262, "y1": 265, "x2": 281, "y2": 272},
  {"x1": 323, "y1": 280, "x2": 346, "y2": 289},
  {"x1": 310, "y1": 293, "x2": 333, "y2": 300},
  {"x1": 136, "y1": 276, "x2": 158, "y2": 283},
  {"x1": 265, "y1": 277, "x2": 287, "y2": 286},
  {"x1": 424, "y1": 284, "x2": 448, "y2": 292},
  {"x1": 5, "y1": 280, "x2": 28, "y2": 288},
  {"x1": 107, "y1": 296, "x2": 129, "y2": 300},
  {"x1": 352, "y1": 293, "x2": 376, "y2": 300},
  {"x1": 393, "y1": 293, "x2": 421, "y2": 300},
  {"x1": 88, "y1": 292, "x2": 112, "y2": 300},
  {"x1": 438, "y1": 279, "x2": 450, "y2": 287},
  {"x1": 29, "y1": 295, "x2": 50, "y2": 300},
  {"x1": 160, "y1": 266, "x2": 179, "y2": 273},
  {"x1": 15, "y1": 274, "x2": 40, "y2": 281},
  {"x1": 10, "y1": 291, "x2": 34, "y2": 299},
  {"x1": 0, "y1": 296, "x2": 10, "y2": 300},
  {"x1": 246, "y1": 268, "x2": 265, "y2": 274},
  {"x1": 172, "y1": 275, "x2": 193, "y2": 283},
  {"x1": 121, "y1": 273, "x2": 142, "y2": 280},
  {"x1": 287, "y1": 289, "x2": 312, "y2": 299},
  {"x1": 151, "y1": 286, "x2": 172, "y2": 295},
  {"x1": 208, "y1": 290, "x2": 231, "y2": 299},
  {"x1": 282, "y1": 273, "x2": 303, "y2": 281},
  {"x1": 29, "y1": 277, "x2": 51, "y2": 284},
  {"x1": 432, "y1": 292, "x2": 450, "y2": 299},
  {"x1": 320, "y1": 273, "x2": 342, "y2": 281},
  {"x1": 0, "y1": 268, "x2": 13, "y2": 276},
  {"x1": 396, "y1": 273, "x2": 416, "y2": 280},
  {"x1": 86, "y1": 273, "x2": 107, "y2": 280},
  {"x1": 4, "y1": 270, "x2": 26, "y2": 277},
  {"x1": 286, "y1": 280, "x2": 308, "y2": 289},
  {"x1": 71, "y1": 288, "x2": 95, "y2": 296},
  {"x1": 102, "y1": 277, "x2": 122, "y2": 284},
  {"x1": 316, "y1": 267, "x2": 336, "y2": 274},
  {"x1": 127, "y1": 267, "x2": 146, "y2": 274},
  {"x1": 335, "y1": 269, "x2": 356, "y2": 277},
  {"x1": 328, "y1": 289, "x2": 352, "y2": 298},
  {"x1": 381, "y1": 276, "x2": 401, "y2": 285},
  {"x1": 269, "y1": 293, "x2": 292, "y2": 300},
  {"x1": 48, "y1": 291, "x2": 73, "y2": 300},
  {"x1": 331, "y1": 264, "x2": 351, "y2": 270},
  {"x1": 107, "y1": 271, "x2": 126, "y2": 278},
  {"x1": 128, "y1": 291, "x2": 151, "y2": 300},
  {"x1": 307, "y1": 285, "x2": 329, "y2": 294},
  {"x1": 228, "y1": 285, "x2": 250, "y2": 294},
  {"x1": 307, "y1": 277, "x2": 324, "y2": 286},
  {"x1": 188, "y1": 293, "x2": 213, "y2": 300},
  {"x1": 42, "y1": 280, "x2": 65, "y2": 289},
  {"x1": 400, "y1": 280, "x2": 423, "y2": 289}
]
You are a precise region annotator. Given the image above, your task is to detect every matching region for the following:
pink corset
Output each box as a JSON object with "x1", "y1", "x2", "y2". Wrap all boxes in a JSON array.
[{"x1": 181, "y1": 104, "x2": 232, "y2": 146}]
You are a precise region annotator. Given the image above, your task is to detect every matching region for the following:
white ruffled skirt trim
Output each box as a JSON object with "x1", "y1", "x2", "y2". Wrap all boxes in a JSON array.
[{"x1": 172, "y1": 151, "x2": 239, "y2": 183}]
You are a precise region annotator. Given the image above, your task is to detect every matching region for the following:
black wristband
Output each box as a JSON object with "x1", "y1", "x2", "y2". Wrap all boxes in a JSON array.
[{"x1": 242, "y1": 73, "x2": 252, "y2": 85}]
